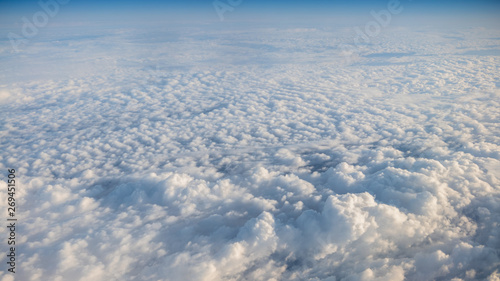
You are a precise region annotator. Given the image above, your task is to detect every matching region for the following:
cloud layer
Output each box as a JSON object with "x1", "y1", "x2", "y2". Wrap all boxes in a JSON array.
[{"x1": 0, "y1": 22, "x2": 499, "y2": 280}]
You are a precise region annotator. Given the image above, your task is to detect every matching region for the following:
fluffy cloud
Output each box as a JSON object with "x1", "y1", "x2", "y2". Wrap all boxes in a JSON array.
[{"x1": 0, "y1": 20, "x2": 499, "y2": 281}]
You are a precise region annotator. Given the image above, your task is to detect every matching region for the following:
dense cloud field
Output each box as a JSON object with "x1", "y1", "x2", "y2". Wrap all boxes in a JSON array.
[{"x1": 0, "y1": 23, "x2": 499, "y2": 280}]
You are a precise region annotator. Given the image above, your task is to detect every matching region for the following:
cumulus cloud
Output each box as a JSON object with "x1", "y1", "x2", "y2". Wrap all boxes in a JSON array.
[{"x1": 0, "y1": 19, "x2": 499, "y2": 281}]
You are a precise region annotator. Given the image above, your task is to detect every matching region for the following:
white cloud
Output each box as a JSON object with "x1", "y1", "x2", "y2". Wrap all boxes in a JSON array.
[{"x1": 0, "y1": 22, "x2": 499, "y2": 280}]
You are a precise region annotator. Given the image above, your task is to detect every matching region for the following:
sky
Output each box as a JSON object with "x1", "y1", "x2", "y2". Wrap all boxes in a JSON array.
[
  {"x1": 1, "y1": 0, "x2": 500, "y2": 25},
  {"x1": 0, "y1": 0, "x2": 499, "y2": 281}
]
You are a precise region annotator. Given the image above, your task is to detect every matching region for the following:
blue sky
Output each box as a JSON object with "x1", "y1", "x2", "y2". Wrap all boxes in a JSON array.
[
  {"x1": 0, "y1": 0, "x2": 498, "y2": 41},
  {"x1": 1, "y1": 0, "x2": 500, "y2": 24}
]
